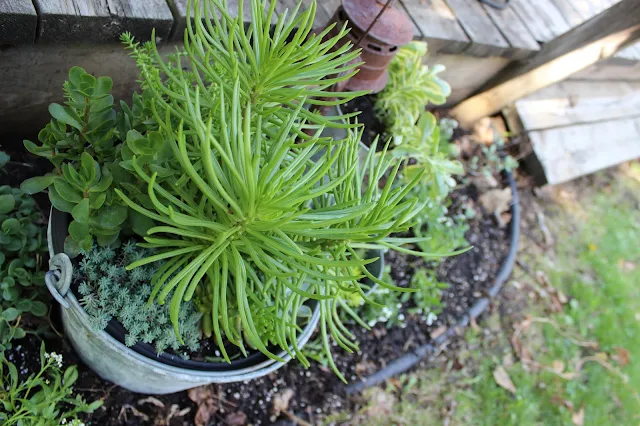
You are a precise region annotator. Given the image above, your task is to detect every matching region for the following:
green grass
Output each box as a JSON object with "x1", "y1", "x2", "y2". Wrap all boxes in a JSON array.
[{"x1": 331, "y1": 171, "x2": 640, "y2": 426}]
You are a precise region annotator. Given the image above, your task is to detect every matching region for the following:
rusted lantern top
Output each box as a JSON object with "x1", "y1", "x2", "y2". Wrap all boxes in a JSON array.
[{"x1": 342, "y1": 0, "x2": 414, "y2": 47}]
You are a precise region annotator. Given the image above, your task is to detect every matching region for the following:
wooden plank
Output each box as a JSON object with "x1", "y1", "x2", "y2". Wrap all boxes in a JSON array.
[
  {"x1": 442, "y1": 0, "x2": 508, "y2": 57},
  {"x1": 34, "y1": 0, "x2": 174, "y2": 43},
  {"x1": 399, "y1": 0, "x2": 469, "y2": 54},
  {"x1": 510, "y1": 0, "x2": 570, "y2": 42},
  {"x1": 570, "y1": 59, "x2": 640, "y2": 81},
  {"x1": 0, "y1": 0, "x2": 37, "y2": 44},
  {"x1": 451, "y1": 0, "x2": 640, "y2": 127},
  {"x1": 548, "y1": 0, "x2": 584, "y2": 27},
  {"x1": 482, "y1": 2, "x2": 540, "y2": 59},
  {"x1": 529, "y1": 116, "x2": 640, "y2": 184},
  {"x1": 514, "y1": 80, "x2": 640, "y2": 131}
]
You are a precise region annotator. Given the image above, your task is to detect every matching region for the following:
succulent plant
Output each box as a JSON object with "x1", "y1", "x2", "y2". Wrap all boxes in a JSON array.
[
  {"x1": 20, "y1": 67, "x2": 140, "y2": 253},
  {"x1": 0, "y1": 155, "x2": 49, "y2": 354}
]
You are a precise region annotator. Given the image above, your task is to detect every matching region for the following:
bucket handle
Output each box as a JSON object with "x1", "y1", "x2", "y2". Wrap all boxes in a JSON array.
[{"x1": 45, "y1": 253, "x2": 73, "y2": 309}]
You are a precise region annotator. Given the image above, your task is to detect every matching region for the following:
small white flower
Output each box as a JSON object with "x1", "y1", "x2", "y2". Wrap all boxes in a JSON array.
[
  {"x1": 61, "y1": 419, "x2": 67, "y2": 425},
  {"x1": 426, "y1": 312, "x2": 437, "y2": 326},
  {"x1": 45, "y1": 379, "x2": 50, "y2": 384}
]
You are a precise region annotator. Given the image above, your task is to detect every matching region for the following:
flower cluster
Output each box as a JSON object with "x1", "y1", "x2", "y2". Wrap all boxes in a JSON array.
[{"x1": 44, "y1": 351, "x2": 64, "y2": 368}]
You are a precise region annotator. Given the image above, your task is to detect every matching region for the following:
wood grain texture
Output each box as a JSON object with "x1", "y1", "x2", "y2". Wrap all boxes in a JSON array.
[
  {"x1": 515, "y1": 80, "x2": 640, "y2": 130},
  {"x1": 34, "y1": 0, "x2": 174, "y2": 43},
  {"x1": 570, "y1": 59, "x2": 640, "y2": 81},
  {"x1": 0, "y1": 0, "x2": 37, "y2": 44},
  {"x1": 482, "y1": 1, "x2": 539, "y2": 59},
  {"x1": 528, "y1": 115, "x2": 640, "y2": 184},
  {"x1": 451, "y1": 0, "x2": 640, "y2": 126},
  {"x1": 443, "y1": 0, "x2": 508, "y2": 57},
  {"x1": 399, "y1": 0, "x2": 469, "y2": 54},
  {"x1": 510, "y1": 0, "x2": 570, "y2": 42}
]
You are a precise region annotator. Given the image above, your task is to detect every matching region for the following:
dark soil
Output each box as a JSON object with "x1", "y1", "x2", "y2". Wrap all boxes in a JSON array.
[{"x1": 341, "y1": 94, "x2": 386, "y2": 148}]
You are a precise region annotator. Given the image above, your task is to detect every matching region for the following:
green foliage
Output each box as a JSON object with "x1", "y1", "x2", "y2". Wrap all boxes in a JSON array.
[
  {"x1": 469, "y1": 135, "x2": 518, "y2": 178},
  {"x1": 0, "y1": 341, "x2": 102, "y2": 426},
  {"x1": 21, "y1": 67, "x2": 136, "y2": 253},
  {"x1": 76, "y1": 241, "x2": 201, "y2": 355},
  {"x1": 0, "y1": 155, "x2": 49, "y2": 354},
  {"x1": 375, "y1": 41, "x2": 451, "y2": 146},
  {"x1": 359, "y1": 266, "x2": 447, "y2": 329},
  {"x1": 110, "y1": 0, "x2": 442, "y2": 382}
]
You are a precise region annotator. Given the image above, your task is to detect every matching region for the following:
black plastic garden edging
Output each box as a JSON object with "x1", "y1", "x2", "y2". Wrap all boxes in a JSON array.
[{"x1": 345, "y1": 172, "x2": 520, "y2": 394}]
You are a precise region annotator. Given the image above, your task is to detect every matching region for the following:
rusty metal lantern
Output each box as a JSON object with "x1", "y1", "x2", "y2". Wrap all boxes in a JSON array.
[{"x1": 325, "y1": 0, "x2": 414, "y2": 93}]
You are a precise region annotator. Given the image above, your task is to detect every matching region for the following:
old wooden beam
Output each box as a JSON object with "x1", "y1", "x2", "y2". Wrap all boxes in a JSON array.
[
  {"x1": 0, "y1": 0, "x2": 37, "y2": 44},
  {"x1": 451, "y1": 0, "x2": 640, "y2": 127},
  {"x1": 443, "y1": 0, "x2": 509, "y2": 57},
  {"x1": 34, "y1": 0, "x2": 174, "y2": 43}
]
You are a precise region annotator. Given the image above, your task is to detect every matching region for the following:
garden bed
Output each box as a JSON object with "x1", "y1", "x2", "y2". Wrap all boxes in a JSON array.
[{"x1": 3, "y1": 141, "x2": 514, "y2": 426}]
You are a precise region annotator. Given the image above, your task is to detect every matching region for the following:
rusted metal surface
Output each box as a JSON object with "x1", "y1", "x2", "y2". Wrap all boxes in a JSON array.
[{"x1": 324, "y1": 0, "x2": 414, "y2": 93}]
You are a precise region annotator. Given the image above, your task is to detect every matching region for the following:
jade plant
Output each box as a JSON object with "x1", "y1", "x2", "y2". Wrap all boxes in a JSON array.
[
  {"x1": 0, "y1": 153, "x2": 49, "y2": 354},
  {"x1": 21, "y1": 0, "x2": 460, "y2": 381}
]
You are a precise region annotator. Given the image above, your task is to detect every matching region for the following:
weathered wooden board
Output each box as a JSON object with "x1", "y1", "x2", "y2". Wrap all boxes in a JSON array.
[
  {"x1": 482, "y1": 2, "x2": 539, "y2": 59},
  {"x1": 399, "y1": 0, "x2": 469, "y2": 54},
  {"x1": 451, "y1": 0, "x2": 640, "y2": 126},
  {"x1": 529, "y1": 115, "x2": 640, "y2": 184},
  {"x1": 443, "y1": 0, "x2": 508, "y2": 57},
  {"x1": 510, "y1": 0, "x2": 570, "y2": 42},
  {"x1": 571, "y1": 59, "x2": 640, "y2": 81},
  {"x1": 34, "y1": 0, "x2": 174, "y2": 43},
  {"x1": 0, "y1": 0, "x2": 37, "y2": 44},
  {"x1": 515, "y1": 80, "x2": 640, "y2": 131}
]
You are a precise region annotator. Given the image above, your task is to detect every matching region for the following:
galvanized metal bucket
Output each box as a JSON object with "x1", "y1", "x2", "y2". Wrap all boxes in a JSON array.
[{"x1": 45, "y1": 208, "x2": 322, "y2": 394}]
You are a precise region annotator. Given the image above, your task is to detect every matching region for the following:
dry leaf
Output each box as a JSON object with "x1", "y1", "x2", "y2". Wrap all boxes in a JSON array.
[
  {"x1": 473, "y1": 117, "x2": 495, "y2": 145},
  {"x1": 552, "y1": 360, "x2": 565, "y2": 373},
  {"x1": 364, "y1": 388, "x2": 395, "y2": 417},
  {"x1": 225, "y1": 411, "x2": 248, "y2": 426},
  {"x1": 272, "y1": 388, "x2": 295, "y2": 416},
  {"x1": 572, "y1": 405, "x2": 585, "y2": 426},
  {"x1": 472, "y1": 174, "x2": 499, "y2": 192},
  {"x1": 188, "y1": 386, "x2": 218, "y2": 426},
  {"x1": 614, "y1": 347, "x2": 631, "y2": 366},
  {"x1": 479, "y1": 188, "x2": 513, "y2": 217},
  {"x1": 431, "y1": 325, "x2": 447, "y2": 340},
  {"x1": 493, "y1": 366, "x2": 517, "y2": 394}
]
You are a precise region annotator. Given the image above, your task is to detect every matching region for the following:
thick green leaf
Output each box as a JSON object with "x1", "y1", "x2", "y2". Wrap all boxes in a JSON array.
[
  {"x1": 2, "y1": 307, "x2": 19, "y2": 321},
  {"x1": 93, "y1": 204, "x2": 127, "y2": 228},
  {"x1": 0, "y1": 151, "x2": 9, "y2": 168},
  {"x1": 49, "y1": 103, "x2": 83, "y2": 131},
  {"x1": 71, "y1": 198, "x2": 90, "y2": 223},
  {"x1": 0, "y1": 194, "x2": 15, "y2": 214},
  {"x1": 68, "y1": 220, "x2": 89, "y2": 241},
  {"x1": 48, "y1": 186, "x2": 75, "y2": 213},
  {"x1": 20, "y1": 175, "x2": 56, "y2": 194},
  {"x1": 53, "y1": 179, "x2": 83, "y2": 203},
  {"x1": 129, "y1": 209, "x2": 154, "y2": 236},
  {"x1": 30, "y1": 301, "x2": 48, "y2": 316},
  {"x1": 63, "y1": 366, "x2": 79, "y2": 387},
  {"x1": 2, "y1": 218, "x2": 20, "y2": 234}
]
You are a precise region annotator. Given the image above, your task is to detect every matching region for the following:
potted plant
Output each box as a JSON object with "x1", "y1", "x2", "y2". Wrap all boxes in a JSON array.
[{"x1": 22, "y1": 0, "x2": 442, "y2": 393}]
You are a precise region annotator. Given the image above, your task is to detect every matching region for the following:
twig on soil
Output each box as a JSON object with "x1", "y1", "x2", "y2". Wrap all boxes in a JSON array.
[{"x1": 283, "y1": 410, "x2": 313, "y2": 426}]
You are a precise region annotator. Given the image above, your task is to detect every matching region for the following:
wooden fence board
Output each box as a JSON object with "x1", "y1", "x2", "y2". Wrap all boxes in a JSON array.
[
  {"x1": 510, "y1": 0, "x2": 570, "y2": 42},
  {"x1": 0, "y1": 0, "x2": 37, "y2": 44},
  {"x1": 514, "y1": 80, "x2": 640, "y2": 130},
  {"x1": 528, "y1": 116, "x2": 640, "y2": 184},
  {"x1": 443, "y1": 0, "x2": 509, "y2": 57},
  {"x1": 34, "y1": 0, "x2": 174, "y2": 43},
  {"x1": 399, "y1": 0, "x2": 469, "y2": 54},
  {"x1": 482, "y1": 2, "x2": 539, "y2": 59}
]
